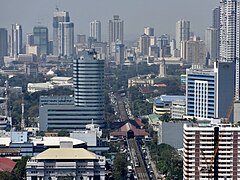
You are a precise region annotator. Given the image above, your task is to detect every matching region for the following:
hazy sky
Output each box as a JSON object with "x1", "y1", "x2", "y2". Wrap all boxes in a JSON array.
[{"x1": 0, "y1": 0, "x2": 219, "y2": 42}]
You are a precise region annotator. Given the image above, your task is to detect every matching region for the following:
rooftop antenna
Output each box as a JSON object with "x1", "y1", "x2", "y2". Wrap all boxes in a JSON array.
[{"x1": 55, "y1": 0, "x2": 60, "y2": 11}]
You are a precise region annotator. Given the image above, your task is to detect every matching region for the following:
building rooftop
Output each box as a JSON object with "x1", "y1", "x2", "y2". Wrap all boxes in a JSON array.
[
  {"x1": 0, "y1": 158, "x2": 16, "y2": 172},
  {"x1": 33, "y1": 148, "x2": 98, "y2": 160},
  {"x1": 155, "y1": 95, "x2": 185, "y2": 104},
  {"x1": 31, "y1": 136, "x2": 86, "y2": 147},
  {"x1": 50, "y1": 76, "x2": 72, "y2": 81}
]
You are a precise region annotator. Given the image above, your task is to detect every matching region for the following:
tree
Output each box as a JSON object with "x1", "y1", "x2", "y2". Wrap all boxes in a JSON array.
[
  {"x1": 112, "y1": 153, "x2": 127, "y2": 180},
  {"x1": 13, "y1": 156, "x2": 30, "y2": 180}
]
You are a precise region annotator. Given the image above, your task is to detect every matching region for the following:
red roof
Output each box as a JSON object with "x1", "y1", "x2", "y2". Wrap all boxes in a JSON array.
[
  {"x1": 0, "y1": 158, "x2": 16, "y2": 172},
  {"x1": 111, "y1": 122, "x2": 149, "y2": 137},
  {"x1": 135, "y1": 119, "x2": 145, "y2": 127}
]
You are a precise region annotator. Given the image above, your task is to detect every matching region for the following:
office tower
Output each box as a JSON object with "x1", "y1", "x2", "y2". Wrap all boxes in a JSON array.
[
  {"x1": 144, "y1": 27, "x2": 154, "y2": 36},
  {"x1": 73, "y1": 49, "x2": 105, "y2": 126},
  {"x1": 220, "y1": 0, "x2": 240, "y2": 100},
  {"x1": 26, "y1": 33, "x2": 34, "y2": 46},
  {"x1": 205, "y1": 27, "x2": 219, "y2": 64},
  {"x1": 186, "y1": 61, "x2": 234, "y2": 119},
  {"x1": 186, "y1": 38, "x2": 206, "y2": 66},
  {"x1": 109, "y1": 15, "x2": 124, "y2": 50},
  {"x1": 11, "y1": 24, "x2": 22, "y2": 59},
  {"x1": 76, "y1": 34, "x2": 86, "y2": 44},
  {"x1": 176, "y1": 19, "x2": 190, "y2": 50},
  {"x1": 183, "y1": 123, "x2": 240, "y2": 179},
  {"x1": 213, "y1": 6, "x2": 220, "y2": 29},
  {"x1": 58, "y1": 22, "x2": 74, "y2": 57},
  {"x1": 139, "y1": 34, "x2": 150, "y2": 56},
  {"x1": 53, "y1": 10, "x2": 70, "y2": 56},
  {"x1": 0, "y1": 28, "x2": 8, "y2": 62},
  {"x1": 90, "y1": 20, "x2": 101, "y2": 42},
  {"x1": 33, "y1": 26, "x2": 49, "y2": 55}
]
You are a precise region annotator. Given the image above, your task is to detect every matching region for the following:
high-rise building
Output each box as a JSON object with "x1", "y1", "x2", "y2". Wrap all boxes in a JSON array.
[
  {"x1": 52, "y1": 10, "x2": 70, "y2": 56},
  {"x1": 213, "y1": 6, "x2": 220, "y2": 29},
  {"x1": 205, "y1": 27, "x2": 219, "y2": 64},
  {"x1": 11, "y1": 24, "x2": 22, "y2": 59},
  {"x1": 139, "y1": 34, "x2": 150, "y2": 56},
  {"x1": 183, "y1": 123, "x2": 240, "y2": 179},
  {"x1": 186, "y1": 38, "x2": 206, "y2": 66},
  {"x1": 109, "y1": 15, "x2": 124, "y2": 52},
  {"x1": 220, "y1": 0, "x2": 240, "y2": 100},
  {"x1": 58, "y1": 22, "x2": 74, "y2": 57},
  {"x1": 186, "y1": 61, "x2": 234, "y2": 119},
  {"x1": 90, "y1": 20, "x2": 101, "y2": 42},
  {"x1": 73, "y1": 49, "x2": 105, "y2": 126},
  {"x1": 0, "y1": 28, "x2": 8, "y2": 62},
  {"x1": 144, "y1": 27, "x2": 154, "y2": 36},
  {"x1": 33, "y1": 26, "x2": 49, "y2": 55},
  {"x1": 176, "y1": 19, "x2": 190, "y2": 50}
]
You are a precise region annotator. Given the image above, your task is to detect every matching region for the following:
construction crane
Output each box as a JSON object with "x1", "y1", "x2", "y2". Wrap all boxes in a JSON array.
[
  {"x1": 224, "y1": 97, "x2": 235, "y2": 123},
  {"x1": 200, "y1": 127, "x2": 220, "y2": 180}
]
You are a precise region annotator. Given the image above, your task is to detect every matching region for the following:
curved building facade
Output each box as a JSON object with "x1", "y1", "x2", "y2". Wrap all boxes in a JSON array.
[{"x1": 73, "y1": 50, "x2": 105, "y2": 127}]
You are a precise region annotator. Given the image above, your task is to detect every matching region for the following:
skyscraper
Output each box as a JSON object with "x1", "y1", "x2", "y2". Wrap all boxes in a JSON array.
[
  {"x1": 109, "y1": 15, "x2": 124, "y2": 46},
  {"x1": 73, "y1": 49, "x2": 105, "y2": 126},
  {"x1": 52, "y1": 10, "x2": 70, "y2": 56},
  {"x1": 219, "y1": 0, "x2": 240, "y2": 100},
  {"x1": 0, "y1": 28, "x2": 8, "y2": 62},
  {"x1": 176, "y1": 19, "x2": 190, "y2": 50},
  {"x1": 90, "y1": 20, "x2": 101, "y2": 42},
  {"x1": 213, "y1": 6, "x2": 220, "y2": 29},
  {"x1": 205, "y1": 27, "x2": 219, "y2": 63},
  {"x1": 58, "y1": 22, "x2": 74, "y2": 57},
  {"x1": 11, "y1": 24, "x2": 22, "y2": 59},
  {"x1": 33, "y1": 26, "x2": 49, "y2": 55},
  {"x1": 139, "y1": 34, "x2": 150, "y2": 56}
]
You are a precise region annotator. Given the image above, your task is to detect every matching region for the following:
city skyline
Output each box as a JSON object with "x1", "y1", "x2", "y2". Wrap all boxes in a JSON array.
[{"x1": 0, "y1": 0, "x2": 219, "y2": 41}]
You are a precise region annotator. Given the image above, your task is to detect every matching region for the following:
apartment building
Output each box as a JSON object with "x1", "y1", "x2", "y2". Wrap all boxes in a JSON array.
[{"x1": 183, "y1": 123, "x2": 240, "y2": 179}]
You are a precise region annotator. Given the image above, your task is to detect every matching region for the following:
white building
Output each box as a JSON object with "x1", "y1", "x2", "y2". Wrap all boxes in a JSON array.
[
  {"x1": 26, "y1": 148, "x2": 106, "y2": 180},
  {"x1": 183, "y1": 123, "x2": 240, "y2": 179},
  {"x1": 11, "y1": 24, "x2": 22, "y2": 59},
  {"x1": 171, "y1": 99, "x2": 186, "y2": 119},
  {"x1": 90, "y1": 20, "x2": 101, "y2": 42},
  {"x1": 27, "y1": 82, "x2": 54, "y2": 93}
]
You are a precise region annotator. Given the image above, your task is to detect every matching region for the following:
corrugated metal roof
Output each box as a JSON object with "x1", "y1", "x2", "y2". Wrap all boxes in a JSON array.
[{"x1": 34, "y1": 148, "x2": 98, "y2": 160}]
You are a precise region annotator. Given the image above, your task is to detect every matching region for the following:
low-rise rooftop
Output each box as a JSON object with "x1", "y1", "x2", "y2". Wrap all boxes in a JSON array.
[{"x1": 33, "y1": 148, "x2": 98, "y2": 160}]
